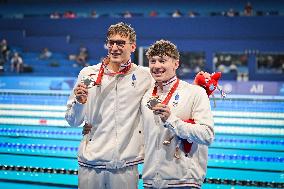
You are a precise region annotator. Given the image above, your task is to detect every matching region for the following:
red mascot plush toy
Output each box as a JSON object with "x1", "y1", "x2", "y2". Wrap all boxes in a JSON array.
[
  {"x1": 181, "y1": 71, "x2": 225, "y2": 156},
  {"x1": 193, "y1": 71, "x2": 222, "y2": 96}
]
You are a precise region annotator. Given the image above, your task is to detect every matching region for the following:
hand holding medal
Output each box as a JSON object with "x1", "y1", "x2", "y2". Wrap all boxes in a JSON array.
[
  {"x1": 147, "y1": 97, "x2": 161, "y2": 110},
  {"x1": 152, "y1": 103, "x2": 171, "y2": 122},
  {"x1": 147, "y1": 96, "x2": 171, "y2": 122},
  {"x1": 74, "y1": 55, "x2": 111, "y2": 104},
  {"x1": 74, "y1": 83, "x2": 88, "y2": 104},
  {"x1": 148, "y1": 79, "x2": 180, "y2": 122}
]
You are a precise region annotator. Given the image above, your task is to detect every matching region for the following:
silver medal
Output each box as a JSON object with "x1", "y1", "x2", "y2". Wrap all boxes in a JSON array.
[
  {"x1": 81, "y1": 76, "x2": 95, "y2": 89},
  {"x1": 147, "y1": 97, "x2": 161, "y2": 110}
]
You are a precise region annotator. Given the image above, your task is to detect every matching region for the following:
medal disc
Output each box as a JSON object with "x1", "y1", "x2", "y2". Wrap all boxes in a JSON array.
[
  {"x1": 147, "y1": 97, "x2": 161, "y2": 109},
  {"x1": 81, "y1": 76, "x2": 95, "y2": 89}
]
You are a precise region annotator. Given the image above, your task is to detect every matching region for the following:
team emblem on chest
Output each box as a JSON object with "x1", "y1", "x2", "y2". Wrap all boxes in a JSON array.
[
  {"x1": 131, "y1": 74, "x2": 136, "y2": 87},
  {"x1": 172, "y1": 93, "x2": 179, "y2": 107}
]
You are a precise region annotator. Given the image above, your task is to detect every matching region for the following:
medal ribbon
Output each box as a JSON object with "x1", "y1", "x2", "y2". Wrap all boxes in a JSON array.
[
  {"x1": 93, "y1": 58, "x2": 132, "y2": 86},
  {"x1": 151, "y1": 78, "x2": 195, "y2": 155},
  {"x1": 152, "y1": 79, "x2": 180, "y2": 105}
]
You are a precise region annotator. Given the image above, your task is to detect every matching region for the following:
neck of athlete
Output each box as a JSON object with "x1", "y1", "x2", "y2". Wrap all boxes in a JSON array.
[
  {"x1": 108, "y1": 62, "x2": 121, "y2": 72},
  {"x1": 156, "y1": 75, "x2": 177, "y2": 90},
  {"x1": 156, "y1": 82, "x2": 163, "y2": 90}
]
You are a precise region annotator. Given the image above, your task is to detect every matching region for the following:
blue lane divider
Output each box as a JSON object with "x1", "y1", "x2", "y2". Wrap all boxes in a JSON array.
[
  {"x1": 208, "y1": 153, "x2": 284, "y2": 163},
  {"x1": 215, "y1": 138, "x2": 284, "y2": 145},
  {"x1": 2, "y1": 127, "x2": 283, "y2": 148},
  {"x1": 1, "y1": 141, "x2": 283, "y2": 163},
  {"x1": 0, "y1": 128, "x2": 81, "y2": 137},
  {"x1": 0, "y1": 142, "x2": 79, "y2": 152}
]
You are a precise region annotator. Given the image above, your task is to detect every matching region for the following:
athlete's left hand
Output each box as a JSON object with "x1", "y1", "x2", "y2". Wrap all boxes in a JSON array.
[
  {"x1": 82, "y1": 122, "x2": 92, "y2": 135},
  {"x1": 152, "y1": 103, "x2": 171, "y2": 122}
]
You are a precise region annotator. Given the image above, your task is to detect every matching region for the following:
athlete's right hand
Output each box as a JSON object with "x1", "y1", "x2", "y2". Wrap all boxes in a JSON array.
[{"x1": 74, "y1": 83, "x2": 88, "y2": 104}]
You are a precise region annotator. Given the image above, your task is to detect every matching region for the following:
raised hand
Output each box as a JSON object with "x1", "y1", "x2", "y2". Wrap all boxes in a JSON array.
[
  {"x1": 74, "y1": 83, "x2": 88, "y2": 104},
  {"x1": 152, "y1": 103, "x2": 171, "y2": 122}
]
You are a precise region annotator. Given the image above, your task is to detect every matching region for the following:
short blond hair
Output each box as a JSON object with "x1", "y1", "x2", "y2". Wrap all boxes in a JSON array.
[
  {"x1": 107, "y1": 22, "x2": 136, "y2": 43},
  {"x1": 146, "y1": 39, "x2": 180, "y2": 60}
]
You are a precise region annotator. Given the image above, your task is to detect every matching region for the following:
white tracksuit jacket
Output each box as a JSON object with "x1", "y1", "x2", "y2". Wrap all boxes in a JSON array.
[
  {"x1": 65, "y1": 63, "x2": 152, "y2": 169},
  {"x1": 141, "y1": 79, "x2": 214, "y2": 189}
]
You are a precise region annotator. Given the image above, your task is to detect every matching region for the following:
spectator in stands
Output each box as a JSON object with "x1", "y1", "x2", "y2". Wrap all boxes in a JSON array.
[
  {"x1": 194, "y1": 56, "x2": 204, "y2": 73},
  {"x1": 76, "y1": 46, "x2": 89, "y2": 66},
  {"x1": 172, "y1": 9, "x2": 182, "y2": 17},
  {"x1": 39, "y1": 48, "x2": 52, "y2": 60},
  {"x1": 63, "y1": 10, "x2": 77, "y2": 19},
  {"x1": 91, "y1": 10, "x2": 99, "y2": 18},
  {"x1": 0, "y1": 39, "x2": 10, "y2": 63},
  {"x1": 227, "y1": 8, "x2": 236, "y2": 17},
  {"x1": 149, "y1": 10, "x2": 158, "y2": 17},
  {"x1": 243, "y1": 2, "x2": 253, "y2": 16},
  {"x1": 187, "y1": 10, "x2": 197, "y2": 17},
  {"x1": 70, "y1": 46, "x2": 89, "y2": 67},
  {"x1": 217, "y1": 64, "x2": 229, "y2": 73},
  {"x1": 10, "y1": 52, "x2": 23, "y2": 73},
  {"x1": 229, "y1": 63, "x2": 238, "y2": 73},
  {"x1": 123, "y1": 10, "x2": 132, "y2": 18},
  {"x1": 0, "y1": 51, "x2": 4, "y2": 73},
  {"x1": 50, "y1": 11, "x2": 60, "y2": 19}
]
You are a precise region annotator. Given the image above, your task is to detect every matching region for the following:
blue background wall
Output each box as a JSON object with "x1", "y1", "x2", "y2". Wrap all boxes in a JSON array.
[{"x1": 1, "y1": 16, "x2": 284, "y2": 80}]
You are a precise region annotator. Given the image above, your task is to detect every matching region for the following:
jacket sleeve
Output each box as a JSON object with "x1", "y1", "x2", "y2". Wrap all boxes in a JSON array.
[
  {"x1": 65, "y1": 68, "x2": 87, "y2": 127},
  {"x1": 163, "y1": 87, "x2": 214, "y2": 146}
]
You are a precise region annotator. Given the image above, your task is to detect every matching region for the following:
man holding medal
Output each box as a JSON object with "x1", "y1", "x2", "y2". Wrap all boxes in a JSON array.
[
  {"x1": 65, "y1": 22, "x2": 152, "y2": 189},
  {"x1": 141, "y1": 40, "x2": 214, "y2": 189}
]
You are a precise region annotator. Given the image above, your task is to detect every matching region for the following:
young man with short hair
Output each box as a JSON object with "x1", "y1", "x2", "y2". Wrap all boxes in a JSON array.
[
  {"x1": 65, "y1": 22, "x2": 152, "y2": 189},
  {"x1": 141, "y1": 40, "x2": 214, "y2": 189}
]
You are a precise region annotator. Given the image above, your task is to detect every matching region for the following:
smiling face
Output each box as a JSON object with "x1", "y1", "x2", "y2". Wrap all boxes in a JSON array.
[
  {"x1": 106, "y1": 22, "x2": 136, "y2": 65},
  {"x1": 149, "y1": 55, "x2": 179, "y2": 82},
  {"x1": 107, "y1": 34, "x2": 136, "y2": 64},
  {"x1": 146, "y1": 40, "x2": 180, "y2": 83}
]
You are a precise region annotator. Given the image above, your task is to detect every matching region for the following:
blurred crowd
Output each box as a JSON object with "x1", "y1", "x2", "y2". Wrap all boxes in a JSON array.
[
  {"x1": 0, "y1": 38, "x2": 92, "y2": 74},
  {"x1": 47, "y1": 2, "x2": 279, "y2": 19}
]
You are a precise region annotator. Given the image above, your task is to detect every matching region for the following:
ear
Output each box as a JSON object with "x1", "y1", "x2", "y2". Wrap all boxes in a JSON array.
[
  {"x1": 130, "y1": 43, "x2": 136, "y2": 53},
  {"x1": 174, "y1": 59, "x2": 180, "y2": 70}
]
